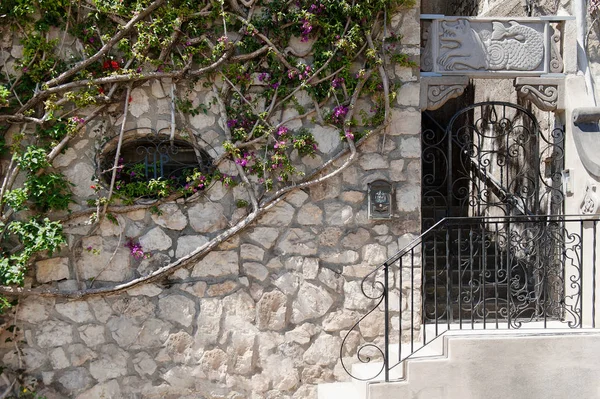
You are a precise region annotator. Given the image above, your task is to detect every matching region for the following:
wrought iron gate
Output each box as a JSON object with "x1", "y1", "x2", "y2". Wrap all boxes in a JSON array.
[
  {"x1": 421, "y1": 102, "x2": 566, "y2": 323},
  {"x1": 423, "y1": 101, "x2": 565, "y2": 227}
]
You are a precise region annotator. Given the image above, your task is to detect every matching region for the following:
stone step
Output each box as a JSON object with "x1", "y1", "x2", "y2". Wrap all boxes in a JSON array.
[
  {"x1": 317, "y1": 382, "x2": 361, "y2": 399},
  {"x1": 319, "y1": 323, "x2": 589, "y2": 399},
  {"x1": 318, "y1": 337, "x2": 445, "y2": 399},
  {"x1": 368, "y1": 328, "x2": 600, "y2": 399}
]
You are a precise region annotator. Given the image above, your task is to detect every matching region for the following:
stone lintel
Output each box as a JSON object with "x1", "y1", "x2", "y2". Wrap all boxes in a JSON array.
[
  {"x1": 514, "y1": 77, "x2": 565, "y2": 112},
  {"x1": 420, "y1": 76, "x2": 470, "y2": 111}
]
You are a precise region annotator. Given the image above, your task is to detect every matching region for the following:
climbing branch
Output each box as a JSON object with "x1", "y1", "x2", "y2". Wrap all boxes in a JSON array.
[
  {"x1": 0, "y1": 0, "x2": 401, "y2": 303},
  {"x1": 102, "y1": 84, "x2": 132, "y2": 216}
]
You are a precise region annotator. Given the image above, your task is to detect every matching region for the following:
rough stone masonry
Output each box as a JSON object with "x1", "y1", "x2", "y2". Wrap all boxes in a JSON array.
[{"x1": 0, "y1": 3, "x2": 423, "y2": 398}]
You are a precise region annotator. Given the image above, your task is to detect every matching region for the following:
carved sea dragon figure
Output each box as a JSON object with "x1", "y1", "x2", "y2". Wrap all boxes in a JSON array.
[
  {"x1": 437, "y1": 19, "x2": 488, "y2": 71},
  {"x1": 486, "y1": 21, "x2": 544, "y2": 70}
]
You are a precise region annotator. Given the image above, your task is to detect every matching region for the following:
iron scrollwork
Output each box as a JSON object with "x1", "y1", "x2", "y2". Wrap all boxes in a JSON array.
[
  {"x1": 421, "y1": 102, "x2": 569, "y2": 329},
  {"x1": 340, "y1": 265, "x2": 387, "y2": 381},
  {"x1": 99, "y1": 128, "x2": 214, "y2": 192}
]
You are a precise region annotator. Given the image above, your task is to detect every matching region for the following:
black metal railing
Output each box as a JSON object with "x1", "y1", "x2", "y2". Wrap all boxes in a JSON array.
[{"x1": 341, "y1": 215, "x2": 600, "y2": 382}]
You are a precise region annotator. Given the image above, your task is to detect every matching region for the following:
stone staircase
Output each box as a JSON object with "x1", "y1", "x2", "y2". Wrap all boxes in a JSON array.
[
  {"x1": 319, "y1": 326, "x2": 444, "y2": 399},
  {"x1": 319, "y1": 325, "x2": 600, "y2": 399}
]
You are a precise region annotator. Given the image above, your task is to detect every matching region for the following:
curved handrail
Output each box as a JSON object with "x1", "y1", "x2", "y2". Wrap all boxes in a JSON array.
[{"x1": 342, "y1": 214, "x2": 600, "y2": 382}]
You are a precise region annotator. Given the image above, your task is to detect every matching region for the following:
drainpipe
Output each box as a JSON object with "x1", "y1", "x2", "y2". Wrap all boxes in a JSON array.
[{"x1": 575, "y1": 0, "x2": 598, "y2": 105}]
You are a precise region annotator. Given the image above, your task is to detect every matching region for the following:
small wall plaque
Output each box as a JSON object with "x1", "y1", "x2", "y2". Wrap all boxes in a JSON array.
[{"x1": 368, "y1": 180, "x2": 393, "y2": 219}]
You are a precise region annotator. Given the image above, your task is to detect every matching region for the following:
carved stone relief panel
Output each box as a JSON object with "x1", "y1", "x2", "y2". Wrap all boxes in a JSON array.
[{"x1": 420, "y1": 17, "x2": 568, "y2": 77}]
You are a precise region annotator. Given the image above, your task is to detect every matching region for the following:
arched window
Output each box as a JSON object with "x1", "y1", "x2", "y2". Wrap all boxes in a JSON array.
[{"x1": 99, "y1": 131, "x2": 213, "y2": 197}]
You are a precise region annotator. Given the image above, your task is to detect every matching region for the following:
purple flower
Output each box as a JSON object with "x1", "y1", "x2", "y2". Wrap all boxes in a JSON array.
[
  {"x1": 271, "y1": 82, "x2": 280, "y2": 89},
  {"x1": 333, "y1": 105, "x2": 348, "y2": 117},
  {"x1": 331, "y1": 105, "x2": 349, "y2": 124},
  {"x1": 125, "y1": 240, "x2": 148, "y2": 260},
  {"x1": 332, "y1": 77, "x2": 344, "y2": 88},
  {"x1": 227, "y1": 119, "x2": 238, "y2": 128},
  {"x1": 308, "y1": 2, "x2": 325, "y2": 14},
  {"x1": 258, "y1": 72, "x2": 269, "y2": 82},
  {"x1": 277, "y1": 126, "x2": 288, "y2": 136},
  {"x1": 301, "y1": 18, "x2": 313, "y2": 42}
]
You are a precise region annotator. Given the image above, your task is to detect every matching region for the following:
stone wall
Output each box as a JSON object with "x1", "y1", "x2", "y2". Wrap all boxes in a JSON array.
[
  {"x1": 421, "y1": 0, "x2": 478, "y2": 15},
  {"x1": 0, "y1": 6, "x2": 422, "y2": 399}
]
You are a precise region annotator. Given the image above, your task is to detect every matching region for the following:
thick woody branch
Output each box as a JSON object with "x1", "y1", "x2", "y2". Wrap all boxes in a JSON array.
[
  {"x1": 0, "y1": 115, "x2": 44, "y2": 124},
  {"x1": 42, "y1": 48, "x2": 233, "y2": 95},
  {"x1": 0, "y1": 66, "x2": 386, "y2": 299},
  {"x1": 44, "y1": 0, "x2": 165, "y2": 89},
  {"x1": 365, "y1": 33, "x2": 390, "y2": 152},
  {"x1": 0, "y1": 118, "x2": 388, "y2": 299},
  {"x1": 103, "y1": 84, "x2": 132, "y2": 216}
]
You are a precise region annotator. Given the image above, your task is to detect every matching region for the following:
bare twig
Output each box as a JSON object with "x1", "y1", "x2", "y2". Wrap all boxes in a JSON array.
[
  {"x1": 103, "y1": 84, "x2": 132, "y2": 216},
  {"x1": 48, "y1": 107, "x2": 107, "y2": 165},
  {"x1": 170, "y1": 82, "x2": 176, "y2": 142},
  {"x1": 366, "y1": 32, "x2": 390, "y2": 154},
  {"x1": 0, "y1": 157, "x2": 16, "y2": 217},
  {"x1": 232, "y1": 14, "x2": 297, "y2": 72},
  {"x1": 0, "y1": 375, "x2": 16, "y2": 399},
  {"x1": 89, "y1": 218, "x2": 124, "y2": 287}
]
